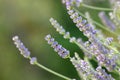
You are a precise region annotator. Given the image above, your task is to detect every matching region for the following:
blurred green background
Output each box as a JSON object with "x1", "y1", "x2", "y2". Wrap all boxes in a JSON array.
[{"x1": 0, "y1": 0, "x2": 111, "y2": 80}]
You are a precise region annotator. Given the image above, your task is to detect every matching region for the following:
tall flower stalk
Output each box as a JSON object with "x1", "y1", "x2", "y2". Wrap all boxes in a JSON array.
[{"x1": 13, "y1": 0, "x2": 120, "y2": 80}]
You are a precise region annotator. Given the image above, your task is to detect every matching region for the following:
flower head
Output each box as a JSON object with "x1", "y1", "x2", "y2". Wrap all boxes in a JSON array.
[
  {"x1": 12, "y1": 36, "x2": 30, "y2": 58},
  {"x1": 45, "y1": 34, "x2": 70, "y2": 59}
]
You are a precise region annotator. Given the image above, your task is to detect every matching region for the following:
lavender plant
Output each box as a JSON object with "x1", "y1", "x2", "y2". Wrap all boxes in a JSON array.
[{"x1": 13, "y1": 0, "x2": 120, "y2": 80}]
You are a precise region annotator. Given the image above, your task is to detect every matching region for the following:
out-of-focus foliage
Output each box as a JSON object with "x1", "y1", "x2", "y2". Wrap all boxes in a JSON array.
[{"x1": 0, "y1": 0, "x2": 112, "y2": 80}]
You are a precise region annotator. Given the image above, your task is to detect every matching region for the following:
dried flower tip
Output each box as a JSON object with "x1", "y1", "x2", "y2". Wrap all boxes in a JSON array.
[
  {"x1": 12, "y1": 36, "x2": 19, "y2": 41},
  {"x1": 74, "y1": 52, "x2": 80, "y2": 60},
  {"x1": 30, "y1": 57, "x2": 37, "y2": 65},
  {"x1": 50, "y1": 18, "x2": 66, "y2": 35},
  {"x1": 76, "y1": 38, "x2": 83, "y2": 45},
  {"x1": 70, "y1": 37, "x2": 76, "y2": 43},
  {"x1": 45, "y1": 34, "x2": 51, "y2": 41},
  {"x1": 12, "y1": 36, "x2": 30, "y2": 58},
  {"x1": 49, "y1": 18, "x2": 71, "y2": 40},
  {"x1": 63, "y1": 32, "x2": 70, "y2": 39}
]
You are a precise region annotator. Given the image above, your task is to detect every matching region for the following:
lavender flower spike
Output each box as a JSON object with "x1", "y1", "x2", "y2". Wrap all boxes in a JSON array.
[
  {"x1": 99, "y1": 12, "x2": 116, "y2": 31},
  {"x1": 70, "y1": 52, "x2": 95, "y2": 79},
  {"x1": 12, "y1": 36, "x2": 30, "y2": 58},
  {"x1": 49, "y1": 18, "x2": 70, "y2": 39},
  {"x1": 45, "y1": 34, "x2": 70, "y2": 59}
]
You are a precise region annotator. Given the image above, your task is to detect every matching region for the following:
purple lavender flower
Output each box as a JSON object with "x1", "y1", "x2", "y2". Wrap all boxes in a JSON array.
[
  {"x1": 71, "y1": 53, "x2": 115, "y2": 80},
  {"x1": 65, "y1": 8, "x2": 118, "y2": 71},
  {"x1": 45, "y1": 34, "x2": 70, "y2": 58},
  {"x1": 12, "y1": 36, "x2": 30, "y2": 58},
  {"x1": 99, "y1": 12, "x2": 116, "y2": 31},
  {"x1": 95, "y1": 66, "x2": 115, "y2": 80},
  {"x1": 70, "y1": 53, "x2": 95, "y2": 79},
  {"x1": 105, "y1": 37, "x2": 113, "y2": 45}
]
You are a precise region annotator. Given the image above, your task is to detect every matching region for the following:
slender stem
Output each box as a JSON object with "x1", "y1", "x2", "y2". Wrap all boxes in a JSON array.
[
  {"x1": 82, "y1": 4, "x2": 113, "y2": 11},
  {"x1": 35, "y1": 62, "x2": 72, "y2": 80}
]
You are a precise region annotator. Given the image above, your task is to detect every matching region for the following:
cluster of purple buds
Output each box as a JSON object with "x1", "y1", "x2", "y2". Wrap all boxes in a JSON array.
[
  {"x1": 70, "y1": 53, "x2": 95, "y2": 79},
  {"x1": 12, "y1": 36, "x2": 30, "y2": 58},
  {"x1": 86, "y1": 40, "x2": 117, "y2": 71},
  {"x1": 97, "y1": 54, "x2": 116, "y2": 71},
  {"x1": 12, "y1": 36, "x2": 37, "y2": 65},
  {"x1": 45, "y1": 34, "x2": 70, "y2": 59},
  {"x1": 71, "y1": 53, "x2": 115, "y2": 80},
  {"x1": 94, "y1": 66, "x2": 115, "y2": 80},
  {"x1": 67, "y1": 9, "x2": 97, "y2": 39},
  {"x1": 104, "y1": 37, "x2": 113, "y2": 45}
]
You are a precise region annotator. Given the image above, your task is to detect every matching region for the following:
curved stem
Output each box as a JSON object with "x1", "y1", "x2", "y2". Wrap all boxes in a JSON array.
[
  {"x1": 35, "y1": 62, "x2": 72, "y2": 80},
  {"x1": 82, "y1": 4, "x2": 113, "y2": 11}
]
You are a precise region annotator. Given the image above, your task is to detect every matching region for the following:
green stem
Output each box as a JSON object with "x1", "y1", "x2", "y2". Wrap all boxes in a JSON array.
[
  {"x1": 82, "y1": 4, "x2": 113, "y2": 11},
  {"x1": 35, "y1": 62, "x2": 72, "y2": 80}
]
